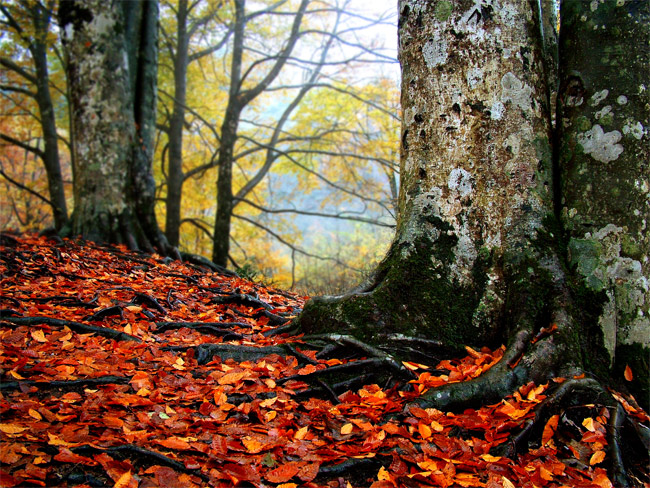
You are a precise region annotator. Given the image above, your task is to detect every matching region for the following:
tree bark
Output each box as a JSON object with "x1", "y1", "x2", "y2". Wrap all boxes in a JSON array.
[
  {"x1": 557, "y1": 0, "x2": 649, "y2": 409},
  {"x1": 59, "y1": 0, "x2": 169, "y2": 254},
  {"x1": 294, "y1": 0, "x2": 648, "y2": 412},
  {"x1": 164, "y1": 0, "x2": 190, "y2": 248},
  {"x1": 298, "y1": 0, "x2": 561, "y2": 347}
]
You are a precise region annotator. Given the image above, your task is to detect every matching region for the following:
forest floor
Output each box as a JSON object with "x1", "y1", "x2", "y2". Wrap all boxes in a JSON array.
[{"x1": 0, "y1": 234, "x2": 648, "y2": 488}]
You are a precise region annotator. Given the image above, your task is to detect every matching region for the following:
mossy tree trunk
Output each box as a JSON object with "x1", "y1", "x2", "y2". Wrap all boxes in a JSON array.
[
  {"x1": 557, "y1": 0, "x2": 649, "y2": 409},
  {"x1": 295, "y1": 0, "x2": 648, "y2": 411},
  {"x1": 59, "y1": 0, "x2": 170, "y2": 254}
]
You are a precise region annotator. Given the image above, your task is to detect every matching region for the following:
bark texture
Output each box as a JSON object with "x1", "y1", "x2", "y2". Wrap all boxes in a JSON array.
[
  {"x1": 557, "y1": 0, "x2": 649, "y2": 408},
  {"x1": 298, "y1": 0, "x2": 561, "y2": 350},
  {"x1": 59, "y1": 0, "x2": 169, "y2": 253}
]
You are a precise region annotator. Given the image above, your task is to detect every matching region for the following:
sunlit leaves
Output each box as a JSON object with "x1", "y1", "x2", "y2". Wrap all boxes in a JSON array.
[{"x1": 1, "y1": 236, "x2": 647, "y2": 488}]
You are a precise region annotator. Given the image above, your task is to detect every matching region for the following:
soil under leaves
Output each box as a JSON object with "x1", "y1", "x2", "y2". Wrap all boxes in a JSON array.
[{"x1": 0, "y1": 234, "x2": 648, "y2": 487}]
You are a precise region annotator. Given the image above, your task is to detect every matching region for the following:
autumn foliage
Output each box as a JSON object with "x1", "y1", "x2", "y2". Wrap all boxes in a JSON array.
[{"x1": 1, "y1": 234, "x2": 648, "y2": 487}]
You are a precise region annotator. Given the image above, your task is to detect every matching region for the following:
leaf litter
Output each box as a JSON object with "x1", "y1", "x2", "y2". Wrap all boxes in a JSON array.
[{"x1": 0, "y1": 234, "x2": 648, "y2": 487}]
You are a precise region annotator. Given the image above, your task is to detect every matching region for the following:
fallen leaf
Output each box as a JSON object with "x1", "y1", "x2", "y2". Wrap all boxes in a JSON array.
[
  {"x1": 30, "y1": 329, "x2": 47, "y2": 342},
  {"x1": 341, "y1": 423, "x2": 353, "y2": 435},
  {"x1": 590, "y1": 450, "x2": 606, "y2": 465},
  {"x1": 0, "y1": 424, "x2": 27, "y2": 434},
  {"x1": 624, "y1": 365, "x2": 633, "y2": 381},
  {"x1": 264, "y1": 462, "x2": 301, "y2": 483}
]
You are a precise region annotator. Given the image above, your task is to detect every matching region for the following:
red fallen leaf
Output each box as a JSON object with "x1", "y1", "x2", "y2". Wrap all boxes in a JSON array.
[
  {"x1": 297, "y1": 462, "x2": 320, "y2": 482},
  {"x1": 0, "y1": 470, "x2": 19, "y2": 488},
  {"x1": 542, "y1": 414, "x2": 559, "y2": 446},
  {"x1": 389, "y1": 452, "x2": 408, "y2": 476},
  {"x1": 265, "y1": 461, "x2": 302, "y2": 483},
  {"x1": 155, "y1": 437, "x2": 191, "y2": 450},
  {"x1": 222, "y1": 463, "x2": 260, "y2": 483},
  {"x1": 130, "y1": 370, "x2": 153, "y2": 390},
  {"x1": 624, "y1": 365, "x2": 633, "y2": 381},
  {"x1": 54, "y1": 447, "x2": 98, "y2": 466}
]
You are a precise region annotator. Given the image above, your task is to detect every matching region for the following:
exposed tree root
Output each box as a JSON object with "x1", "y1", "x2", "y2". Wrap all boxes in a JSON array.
[
  {"x1": 0, "y1": 315, "x2": 141, "y2": 342},
  {"x1": 72, "y1": 444, "x2": 209, "y2": 481},
  {"x1": 0, "y1": 375, "x2": 131, "y2": 392}
]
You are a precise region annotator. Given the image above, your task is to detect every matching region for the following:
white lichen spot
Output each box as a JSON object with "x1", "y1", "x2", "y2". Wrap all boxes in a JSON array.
[
  {"x1": 423, "y1": 33, "x2": 448, "y2": 69},
  {"x1": 490, "y1": 101, "x2": 505, "y2": 120},
  {"x1": 577, "y1": 124, "x2": 623, "y2": 163},
  {"x1": 590, "y1": 0, "x2": 599, "y2": 11},
  {"x1": 616, "y1": 0, "x2": 625, "y2": 5},
  {"x1": 500, "y1": 72, "x2": 532, "y2": 112},
  {"x1": 448, "y1": 168, "x2": 473, "y2": 197},
  {"x1": 504, "y1": 133, "x2": 521, "y2": 155},
  {"x1": 466, "y1": 67, "x2": 483, "y2": 90},
  {"x1": 590, "y1": 89, "x2": 609, "y2": 106},
  {"x1": 617, "y1": 95, "x2": 628, "y2": 105},
  {"x1": 595, "y1": 105, "x2": 612, "y2": 120},
  {"x1": 622, "y1": 121, "x2": 645, "y2": 140}
]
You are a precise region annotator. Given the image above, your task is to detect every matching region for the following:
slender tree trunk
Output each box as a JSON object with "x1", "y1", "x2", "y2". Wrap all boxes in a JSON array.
[
  {"x1": 165, "y1": 0, "x2": 190, "y2": 247},
  {"x1": 212, "y1": 0, "x2": 245, "y2": 267},
  {"x1": 557, "y1": 0, "x2": 649, "y2": 409},
  {"x1": 59, "y1": 0, "x2": 169, "y2": 254},
  {"x1": 25, "y1": 3, "x2": 69, "y2": 230}
]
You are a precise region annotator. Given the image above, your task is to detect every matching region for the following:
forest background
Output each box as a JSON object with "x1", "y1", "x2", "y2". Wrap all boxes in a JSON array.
[{"x1": 0, "y1": 0, "x2": 400, "y2": 294}]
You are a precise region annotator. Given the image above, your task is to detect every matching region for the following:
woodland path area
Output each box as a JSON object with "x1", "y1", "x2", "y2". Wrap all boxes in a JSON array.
[{"x1": 0, "y1": 234, "x2": 648, "y2": 488}]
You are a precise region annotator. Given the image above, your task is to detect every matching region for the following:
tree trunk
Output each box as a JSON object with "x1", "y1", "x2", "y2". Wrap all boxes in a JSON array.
[
  {"x1": 557, "y1": 0, "x2": 649, "y2": 409},
  {"x1": 164, "y1": 0, "x2": 190, "y2": 248},
  {"x1": 59, "y1": 0, "x2": 169, "y2": 254},
  {"x1": 211, "y1": 0, "x2": 246, "y2": 267},
  {"x1": 293, "y1": 0, "x2": 648, "y2": 413},
  {"x1": 30, "y1": 5, "x2": 69, "y2": 231},
  {"x1": 298, "y1": 0, "x2": 561, "y2": 346}
]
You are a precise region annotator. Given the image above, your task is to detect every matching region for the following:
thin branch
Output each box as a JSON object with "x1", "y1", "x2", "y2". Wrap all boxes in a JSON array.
[{"x1": 236, "y1": 197, "x2": 395, "y2": 228}]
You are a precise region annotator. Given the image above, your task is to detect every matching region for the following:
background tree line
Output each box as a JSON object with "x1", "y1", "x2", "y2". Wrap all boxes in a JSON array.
[{"x1": 0, "y1": 0, "x2": 400, "y2": 293}]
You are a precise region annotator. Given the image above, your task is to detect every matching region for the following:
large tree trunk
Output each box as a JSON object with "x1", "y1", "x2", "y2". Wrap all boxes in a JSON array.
[
  {"x1": 557, "y1": 0, "x2": 649, "y2": 409},
  {"x1": 299, "y1": 0, "x2": 561, "y2": 345},
  {"x1": 59, "y1": 0, "x2": 170, "y2": 254},
  {"x1": 294, "y1": 0, "x2": 648, "y2": 414}
]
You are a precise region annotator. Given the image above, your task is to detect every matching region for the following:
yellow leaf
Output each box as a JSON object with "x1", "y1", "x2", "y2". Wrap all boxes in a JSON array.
[
  {"x1": 126, "y1": 305, "x2": 142, "y2": 313},
  {"x1": 377, "y1": 466, "x2": 391, "y2": 481},
  {"x1": 114, "y1": 470, "x2": 133, "y2": 488},
  {"x1": 31, "y1": 329, "x2": 47, "y2": 342},
  {"x1": 480, "y1": 454, "x2": 501, "y2": 462},
  {"x1": 590, "y1": 450, "x2": 606, "y2": 465},
  {"x1": 502, "y1": 476, "x2": 516, "y2": 488},
  {"x1": 265, "y1": 411, "x2": 277, "y2": 422},
  {"x1": 28, "y1": 409, "x2": 43, "y2": 421},
  {"x1": 0, "y1": 423, "x2": 27, "y2": 434},
  {"x1": 582, "y1": 417, "x2": 596, "y2": 432},
  {"x1": 9, "y1": 371, "x2": 25, "y2": 379},
  {"x1": 340, "y1": 423, "x2": 353, "y2": 435},
  {"x1": 431, "y1": 420, "x2": 444, "y2": 432},
  {"x1": 294, "y1": 426, "x2": 308, "y2": 440}
]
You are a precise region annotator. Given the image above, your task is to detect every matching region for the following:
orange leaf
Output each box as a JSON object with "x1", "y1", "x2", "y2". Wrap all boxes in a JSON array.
[
  {"x1": 582, "y1": 417, "x2": 595, "y2": 432},
  {"x1": 218, "y1": 371, "x2": 248, "y2": 385},
  {"x1": 31, "y1": 329, "x2": 47, "y2": 343},
  {"x1": 298, "y1": 463, "x2": 320, "y2": 482},
  {"x1": 590, "y1": 450, "x2": 606, "y2": 465},
  {"x1": 0, "y1": 424, "x2": 27, "y2": 434},
  {"x1": 624, "y1": 365, "x2": 633, "y2": 381},
  {"x1": 264, "y1": 462, "x2": 301, "y2": 483},
  {"x1": 418, "y1": 423, "x2": 432, "y2": 439},
  {"x1": 156, "y1": 437, "x2": 191, "y2": 450},
  {"x1": 294, "y1": 426, "x2": 308, "y2": 440},
  {"x1": 542, "y1": 414, "x2": 559, "y2": 446},
  {"x1": 28, "y1": 409, "x2": 42, "y2": 421},
  {"x1": 340, "y1": 423, "x2": 353, "y2": 435}
]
